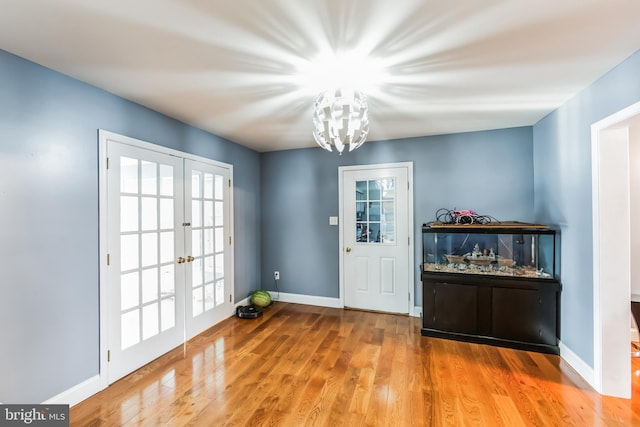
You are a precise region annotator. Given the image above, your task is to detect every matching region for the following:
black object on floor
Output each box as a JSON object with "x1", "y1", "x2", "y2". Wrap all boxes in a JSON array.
[{"x1": 236, "y1": 305, "x2": 263, "y2": 319}]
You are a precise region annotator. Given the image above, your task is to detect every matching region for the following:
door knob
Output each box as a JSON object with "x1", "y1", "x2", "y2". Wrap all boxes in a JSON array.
[
  {"x1": 177, "y1": 257, "x2": 186, "y2": 264},
  {"x1": 186, "y1": 256, "x2": 195, "y2": 262},
  {"x1": 346, "y1": 247, "x2": 352, "y2": 253}
]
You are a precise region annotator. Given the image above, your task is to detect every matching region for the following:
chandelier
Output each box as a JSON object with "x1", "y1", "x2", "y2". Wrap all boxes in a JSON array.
[{"x1": 312, "y1": 88, "x2": 369, "y2": 154}]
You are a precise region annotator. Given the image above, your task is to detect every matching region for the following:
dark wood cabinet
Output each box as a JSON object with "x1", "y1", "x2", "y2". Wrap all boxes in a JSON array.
[
  {"x1": 420, "y1": 223, "x2": 561, "y2": 354},
  {"x1": 421, "y1": 273, "x2": 561, "y2": 354}
]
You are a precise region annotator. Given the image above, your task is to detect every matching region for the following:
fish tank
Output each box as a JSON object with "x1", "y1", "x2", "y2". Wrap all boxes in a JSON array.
[{"x1": 422, "y1": 223, "x2": 557, "y2": 279}]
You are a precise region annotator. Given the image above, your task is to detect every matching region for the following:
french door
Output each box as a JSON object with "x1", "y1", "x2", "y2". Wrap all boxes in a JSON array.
[{"x1": 101, "y1": 131, "x2": 233, "y2": 384}]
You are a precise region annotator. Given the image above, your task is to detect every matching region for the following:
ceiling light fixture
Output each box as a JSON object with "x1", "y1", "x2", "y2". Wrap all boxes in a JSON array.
[{"x1": 312, "y1": 88, "x2": 369, "y2": 154}]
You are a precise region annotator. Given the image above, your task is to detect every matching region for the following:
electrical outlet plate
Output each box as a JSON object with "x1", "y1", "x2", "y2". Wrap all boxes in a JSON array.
[{"x1": 274, "y1": 271, "x2": 280, "y2": 280}]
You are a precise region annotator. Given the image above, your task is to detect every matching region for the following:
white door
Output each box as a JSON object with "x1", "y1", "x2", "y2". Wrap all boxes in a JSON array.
[
  {"x1": 106, "y1": 141, "x2": 186, "y2": 383},
  {"x1": 184, "y1": 159, "x2": 232, "y2": 339},
  {"x1": 102, "y1": 132, "x2": 234, "y2": 384},
  {"x1": 340, "y1": 164, "x2": 413, "y2": 314}
]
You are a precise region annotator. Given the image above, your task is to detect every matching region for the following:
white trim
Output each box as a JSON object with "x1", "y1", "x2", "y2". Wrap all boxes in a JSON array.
[
  {"x1": 272, "y1": 292, "x2": 343, "y2": 308},
  {"x1": 412, "y1": 306, "x2": 422, "y2": 318},
  {"x1": 338, "y1": 162, "x2": 415, "y2": 314},
  {"x1": 43, "y1": 375, "x2": 102, "y2": 406},
  {"x1": 590, "y1": 101, "x2": 640, "y2": 398},
  {"x1": 559, "y1": 340, "x2": 594, "y2": 388}
]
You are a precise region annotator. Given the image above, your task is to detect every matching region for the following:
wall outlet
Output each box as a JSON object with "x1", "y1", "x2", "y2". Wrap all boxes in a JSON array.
[{"x1": 274, "y1": 271, "x2": 280, "y2": 280}]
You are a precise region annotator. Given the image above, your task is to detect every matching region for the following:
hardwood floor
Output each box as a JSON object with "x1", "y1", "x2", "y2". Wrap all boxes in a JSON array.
[{"x1": 71, "y1": 303, "x2": 640, "y2": 426}]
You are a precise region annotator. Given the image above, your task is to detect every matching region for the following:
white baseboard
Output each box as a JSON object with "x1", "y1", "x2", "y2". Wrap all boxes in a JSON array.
[
  {"x1": 272, "y1": 291, "x2": 342, "y2": 308},
  {"x1": 43, "y1": 374, "x2": 105, "y2": 407},
  {"x1": 412, "y1": 306, "x2": 422, "y2": 318},
  {"x1": 559, "y1": 340, "x2": 595, "y2": 389}
]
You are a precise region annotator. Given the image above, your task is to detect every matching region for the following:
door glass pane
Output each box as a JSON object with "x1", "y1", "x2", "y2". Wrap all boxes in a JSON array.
[
  {"x1": 142, "y1": 268, "x2": 158, "y2": 304},
  {"x1": 192, "y1": 229, "x2": 202, "y2": 257},
  {"x1": 121, "y1": 309, "x2": 140, "y2": 350},
  {"x1": 215, "y1": 227, "x2": 224, "y2": 252},
  {"x1": 215, "y1": 253, "x2": 224, "y2": 279},
  {"x1": 192, "y1": 258, "x2": 203, "y2": 287},
  {"x1": 215, "y1": 202, "x2": 223, "y2": 225},
  {"x1": 215, "y1": 280, "x2": 224, "y2": 306},
  {"x1": 121, "y1": 196, "x2": 138, "y2": 232},
  {"x1": 193, "y1": 288, "x2": 203, "y2": 316},
  {"x1": 204, "y1": 173, "x2": 214, "y2": 199},
  {"x1": 204, "y1": 201, "x2": 214, "y2": 227},
  {"x1": 204, "y1": 284, "x2": 214, "y2": 311},
  {"x1": 121, "y1": 272, "x2": 139, "y2": 311},
  {"x1": 354, "y1": 178, "x2": 395, "y2": 244},
  {"x1": 160, "y1": 199, "x2": 174, "y2": 229},
  {"x1": 160, "y1": 231, "x2": 174, "y2": 264},
  {"x1": 141, "y1": 233, "x2": 158, "y2": 267},
  {"x1": 121, "y1": 157, "x2": 138, "y2": 193},
  {"x1": 142, "y1": 303, "x2": 159, "y2": 340},
  {"x1": 192, "y1": 171, "x2": 201, "y2": 198},
  {"x1": 192, "y1": 200, "x2": 202, "y2": 227},
  {"x1": 141, "y1": 161, "x2": 157, "y2": 195},
  {"x1": 204, "y1": 229, "x2": 214, "y2": 255},
  {"x1": 204, "y1": 255, "x2": 214, "y2": 283},
  {"x1": 215, "y1": 175, "x2": 223, "y2": 199},
  {"x1": 160, "y1": 265, "x2": 175, "y2": 295},
  {"x1": 121, "y1": 234, "x2": 139, "y2": 271},
  {"x1": 159, "y1": 164, "x2": 173, "y2": 196},
  {"x1": 141, "y1": 197, "x2": 158, "y2": 231},
  {"x1": 161, "y1": 297, "x2": 175, "y2": 331}
]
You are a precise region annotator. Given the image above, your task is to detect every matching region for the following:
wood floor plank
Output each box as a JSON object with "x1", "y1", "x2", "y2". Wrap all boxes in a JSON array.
[{"x1": 70, "y1": 303, "x2": 640, "y2": 426}]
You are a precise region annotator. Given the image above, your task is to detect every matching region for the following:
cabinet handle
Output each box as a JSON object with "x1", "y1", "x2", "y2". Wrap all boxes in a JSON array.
[{"x1": 346, "y1": 247, "x2": 352, "y2": 253}]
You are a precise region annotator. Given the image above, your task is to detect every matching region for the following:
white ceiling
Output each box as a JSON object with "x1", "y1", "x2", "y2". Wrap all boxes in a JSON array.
[{"x1": 1, "y1": 0, "x2": 639, "y2": 152}]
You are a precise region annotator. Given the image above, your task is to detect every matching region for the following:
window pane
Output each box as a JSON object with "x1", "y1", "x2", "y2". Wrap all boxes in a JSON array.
[
  {"x1": 193, "y1": 288, "x2": 203, "y2": 316},
  {"x1": 142, "y1": 268, "x2": 158, "y2": 304},
  {"x1": 204, "y1": 255, "x2": 214, "y2": 283},
  {"x1": 192, "y1": 229, "x2": 202, "y2": 257},
  {"x1": 141, "y1": 161, "x2": 157, "y2": 195},
  {"x1": 121, "y1": 272, "x2": 139, "y2": 311},
  {"x1": 160, "y1": 265, "x2": 175, "y2": 296},
  {"x1": 121, "y1": 309, "x2": 140, "y2": 350},
  {"x1": 141, "y1": 233, "x2": 158, "y2": 267},
  {"x1": 204, "y1": 228, "x2": 214, "y2": 255},
  {"x1": 215, "y1": 253, "x2": 224, "y2": 280},
  {"x1": 192, "y1": 200, "x2": 202, "y2": 228},
  {"x1": 160, "y1": 231, "x2": 174, "y2": 264},
  {"x1": 121, "y1": 234, "x2": 139, "y2": 271},
  {"x1": 192, "y1": 171, "x2": 201, "y2": 198},
  {"x1": 142, "y1": 303, "x2": 159, "y2": 340},
  {"x1": 204, "y1": 173, "x2": 214, "y2": 199},
  {"x1": 120, "y1": 196, "x2": 138, "y2": 232},
  {"x1": 141, "y1": 197, "x2": 158, "y2": 231},
  {"x1": 121, "y1": 157, "x2": 138, "y2": 194},
  {"x1": 161, "y1": 297, "x2": 175, "y2": 331},
  {"x1": 215, "y1": 202, "x2": 223, "y2": 226},
  {"x1": 160, "y1": 199, "x2": 173, "y2": 229},
  {"x1": 215, "y1": 175, "x2": 224, "y2": 200},
  {"x1": 204, "y1": 201, "x2": 214, "y2": 227},
  {"x1": 204, "y1": 283, "x2": 214, "y2": 311},
  {"x1": 159, "y1": 164, "x2": 173, "y2": 196},
  {"x1": 192, "y1": 258, "x2": 203, "y2": 287}
]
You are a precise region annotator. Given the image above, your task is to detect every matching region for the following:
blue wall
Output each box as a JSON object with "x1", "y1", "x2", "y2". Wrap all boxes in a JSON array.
[
  {"x1": 533, "y1": 49, "x2": 640, "y2": 367},
  {"x1": 0, "y1": 49, "x2": 261, "y2": 403},
  {"x1": 260, "y1": 127, "x2": 535, "y2": 301}
]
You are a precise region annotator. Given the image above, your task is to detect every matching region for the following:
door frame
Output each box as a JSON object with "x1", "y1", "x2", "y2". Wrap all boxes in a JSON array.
[
  {"x1": 338, "y1": 162, "x2": 414, "y2": 313},
  {"x1": 97, "y1": 129, "x2": 234, "y2": 388},
  {"x1": 590, "y1": 101, "x2": 640, "y2": 398}
]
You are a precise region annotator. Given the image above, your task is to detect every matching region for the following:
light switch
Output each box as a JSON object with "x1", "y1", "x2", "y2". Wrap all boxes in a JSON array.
[{"x1": 329, "y1": 216, "x2": 338, "y2": 225}]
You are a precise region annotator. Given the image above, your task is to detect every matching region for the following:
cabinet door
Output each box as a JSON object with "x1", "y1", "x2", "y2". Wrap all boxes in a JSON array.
[
  {"x1": 432, "y1": 282, "x2": 478, "y2": 334},
  {"x1": 492, "y1": 288, "x2": 542, "y2": 343}
]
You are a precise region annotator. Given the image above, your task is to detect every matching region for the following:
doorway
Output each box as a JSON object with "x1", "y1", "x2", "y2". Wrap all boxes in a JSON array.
[
  {"x1": 338, "y1": 163, "x2": 414, "y2": 314},
  {"x1": 99, "y1": 130, "x2": 234, "y2": 384},
  {"x1": 591, "y1": 101, "x2": 640, "y2": 398}
]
